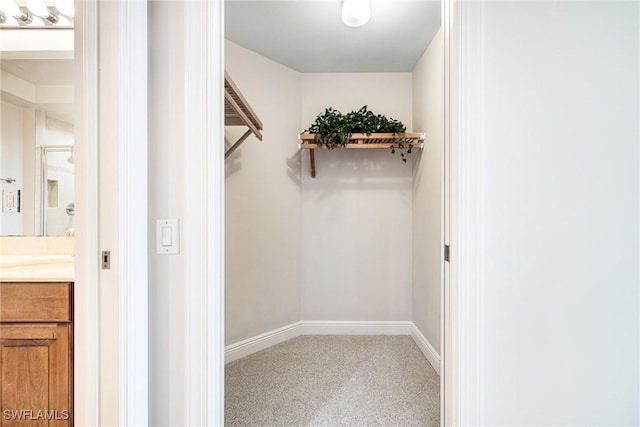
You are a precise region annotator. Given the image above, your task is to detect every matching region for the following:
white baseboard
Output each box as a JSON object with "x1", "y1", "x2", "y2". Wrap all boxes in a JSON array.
[
  {"x1": 225, "y1": 320, "x2": 440, "y2": 376},
  {"x1": 299, "y1": 320, "x2": 413, "y2": 336},
  {"x1": 410, "y1": 323, "x2": 441, "y2": 375},
  {"x1": 225, "y1": 322, "x2": 302, "y2": 364}
]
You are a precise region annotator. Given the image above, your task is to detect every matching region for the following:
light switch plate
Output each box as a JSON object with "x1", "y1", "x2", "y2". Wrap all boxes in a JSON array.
[{"x1": 156, "y1": 219, "x2": 179, "y2": 254}]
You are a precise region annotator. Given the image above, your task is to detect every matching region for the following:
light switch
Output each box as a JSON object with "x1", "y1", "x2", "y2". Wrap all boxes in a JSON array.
[
  {"x1": 156, "y1": 219, "x2": 179, "y2": 254},
  {"x1": 162, "y1": 226, "x2": 172, "y2": 246}
]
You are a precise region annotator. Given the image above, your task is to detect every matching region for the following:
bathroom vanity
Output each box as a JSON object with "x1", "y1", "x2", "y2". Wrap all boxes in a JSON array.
[{"x1": 0, "y1": 243, "x2": 74, "y2": 426}]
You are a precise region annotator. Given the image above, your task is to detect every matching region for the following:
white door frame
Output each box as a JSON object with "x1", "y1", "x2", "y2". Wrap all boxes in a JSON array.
[
  {"x1": 200, "y1": 0, "x2": 489, "y2": 423},
  {"x1": 74, "y1": 0, "x2": 99, "y2": 424},
  {"x1": 202, "y1": 0, "x2": 484, "y2": 425},
  {"x1": 75, "y1": 0, "x2": 149, "y2": 425},
  {"x1": 182, "y1": 0, "x2": 225, "y2": 424},
  {"x1": 443, "y1": 0, "x2": 484, "y2": 424},
  {"x1": 200, "y1": 0, "x2": 485, "y2": 424}
]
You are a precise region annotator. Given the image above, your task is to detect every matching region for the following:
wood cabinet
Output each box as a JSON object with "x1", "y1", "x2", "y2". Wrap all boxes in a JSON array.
[{"x1": 0, "y1": 282, "x2": 72, "y2": 426}]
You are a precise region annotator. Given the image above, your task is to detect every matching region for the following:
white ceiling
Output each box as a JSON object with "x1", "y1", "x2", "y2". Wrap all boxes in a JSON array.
[
  {"x1": 0, "y1": 27, "x2": 74, "y2": 123},
  {"x1": 225, "y1": 0, "x2": 441, "y2": 73},
  {"x1": 0, "y1": 58, "x2": 74, "y2": 123},
  {"x1": 1, "y1": 59, "x2": 73, "y2": 85}
]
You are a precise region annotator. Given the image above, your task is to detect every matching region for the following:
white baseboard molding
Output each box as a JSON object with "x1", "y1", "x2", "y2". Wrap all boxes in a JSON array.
[
  {"x1": 299, "y1": 320, "x2": 412, "y2": 336},
  {"x1": 225, "y1": 322, "x2": 302, "y2": 364},
  {"x1": 410, "y1": 323, "x2": 441, "y2": 375},
  {"x1": 225, "y1": 320, "x2": 439, "y2": 375}
]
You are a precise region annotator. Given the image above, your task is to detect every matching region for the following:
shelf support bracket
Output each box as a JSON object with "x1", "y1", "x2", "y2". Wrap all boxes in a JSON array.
[
  {"x1": 225, "y1": 129, "x2": 253, "y2": 159},
  {"x1": 309, "y1": 149, "x2": 316, "y2": 178}
]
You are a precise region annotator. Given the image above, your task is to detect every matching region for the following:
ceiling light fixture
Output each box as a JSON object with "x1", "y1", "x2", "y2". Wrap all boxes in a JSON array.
[
  {"x1": 341, "y1": 0, "x2": 370, "y2": 28},
  {"x1": 26, "y1": 0, "x2": 60, "y2": 24},
  {"x1": 0, "y1": 0, "x2": 72, "y2": 27},
  {"x1": 0, "y1": 0, "x2": 27, "y2": 22},
  {"x1": 0, "y1": 0, "x2": 20, "y2": 17},
  {"x1": 0, "y1": 13, "x2": 19, "y2": 25}
]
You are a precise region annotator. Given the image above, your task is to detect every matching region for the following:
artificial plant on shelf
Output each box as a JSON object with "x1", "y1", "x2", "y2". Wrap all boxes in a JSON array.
[{"x1": 303, "y1": 105, "x2": 415, "y2": 162}]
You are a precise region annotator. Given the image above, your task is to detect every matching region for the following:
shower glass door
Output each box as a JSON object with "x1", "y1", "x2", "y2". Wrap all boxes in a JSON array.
[{"x1": 41, "y1": 146, "x2": 75, "y2": 236}]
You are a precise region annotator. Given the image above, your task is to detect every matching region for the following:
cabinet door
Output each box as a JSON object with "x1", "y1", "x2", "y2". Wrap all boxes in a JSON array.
[{"x1": 0, "y1": 325, "x2": 71, "y2": 426}]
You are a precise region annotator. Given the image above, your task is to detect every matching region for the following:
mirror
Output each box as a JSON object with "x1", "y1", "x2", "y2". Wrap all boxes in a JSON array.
[
  {"x1": 0, "y1": 29, "x2": 74, "y2": 236},
  {"x1": 40, "y1": 145, "x2": 75, "y2": 236}
]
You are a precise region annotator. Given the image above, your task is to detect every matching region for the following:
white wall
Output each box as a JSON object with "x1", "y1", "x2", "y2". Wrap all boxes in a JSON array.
[
  {"x1": 21, "y1": 109, "x2": 35, "y2": 235},
  {"x1": 0, "y1": 102, "x2": 73, "y2": 236},
  {"x1": 411, "y1": 28, "x2": 443, "y2": 353},
  {"x1": 224, "y1": 52, "x2": 421, "y2": 335},
  {"x1": 0, "y1": 101, "x2": 24, "y2": 235},
  {"x1": 42, "y1": 116, "x2": 74, "y2": 147},
  {"x1": 225, "y1": 41, "x2": 302, "y2": 344},
  {"x1": 148, "y1": 1, "x2": 186, "y2": 424},
  {"x1": 300, "y1": 73, "x2": 413, "y2": 321},
  {"x1": 479, "y1": 2, "x2": 639, "y2": 424}
]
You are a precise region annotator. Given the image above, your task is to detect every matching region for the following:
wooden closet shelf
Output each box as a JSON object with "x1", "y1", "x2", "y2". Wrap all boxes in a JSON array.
[
  {"x1": 225, "y1": 71, "x2": 264, "y2": 159},
  {"x1": 298, "y1": 132, "x2": 424, "y2": 177},
  {"x1": 298, "y1": 132, "x2": 424, "y2": 149}
]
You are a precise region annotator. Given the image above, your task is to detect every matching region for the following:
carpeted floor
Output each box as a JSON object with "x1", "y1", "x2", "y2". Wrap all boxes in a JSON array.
[{"x1": 225, "y1": 335, "x2": 440, "y2": 426}]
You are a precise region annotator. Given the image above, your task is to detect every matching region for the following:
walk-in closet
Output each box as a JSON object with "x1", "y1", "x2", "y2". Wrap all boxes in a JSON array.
[{"x1": 223, "y1": 1, "x2": 445, "y2": 424}]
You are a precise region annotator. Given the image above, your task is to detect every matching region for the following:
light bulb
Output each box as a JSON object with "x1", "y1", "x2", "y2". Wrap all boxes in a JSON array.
[
  {"x1": 1, "y1": 13, "x2": 19, "y2": 25},
  {"x1": 0, "y1": 0, "x2": 21, "y2": 18},
  {"x1": 26, "y1": 0, "x2": 49, "y2": 17},
  {"x1": 55, "y1": 0, "x2": 73, "y2": 17},
  {"x1": 341, "y1": 0, "x2": 370, "y2": 27}
]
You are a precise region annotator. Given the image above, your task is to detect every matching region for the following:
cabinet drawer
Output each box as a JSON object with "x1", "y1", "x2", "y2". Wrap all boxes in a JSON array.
[{"x1": 0, "y1": 282, "x2": 72, "y2": 322}]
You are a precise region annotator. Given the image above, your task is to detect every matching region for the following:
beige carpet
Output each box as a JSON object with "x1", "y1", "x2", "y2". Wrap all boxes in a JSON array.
[{"x1": 225, "y1": 335, "x2": 440, "y2": 426}]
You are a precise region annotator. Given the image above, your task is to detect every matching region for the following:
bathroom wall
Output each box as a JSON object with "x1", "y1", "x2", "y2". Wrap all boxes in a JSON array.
[
  {"x1": 42, "y1": 116, "x2": 74, "y2": 146},
  {"x1": 225, "y1": 41, "x2": 303, "y2": 344},
  {"x1": 411, "y1": 28, "x2": 443, "y2": 353},
  {"x1": 0, "y1": 102, "x2": 73, "y2": 236},
  {"x1": 0, "y1": 101, "x2": 25, "y2": 235},
  {"x1": 21, "y1": 109, "x2": 35, "y2": 235},
  {"x1": 300, "y1": 73, "x2": 413, "y2": 321}
]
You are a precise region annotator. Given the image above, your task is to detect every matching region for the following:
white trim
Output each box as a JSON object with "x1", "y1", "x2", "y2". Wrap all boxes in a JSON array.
[
  {"x1": 299, "y1": 320, "x2": 412, "y2": 336},
  {"x1": 410, "y1": 324, "x2": 441, "y2": 375},
  {"x1": 445, "y1": 0, "x2": 484, "y2": 424},
  {"x1": 183, "y1": 0, "x2": 225, "y2": 425},
  {"x1": 73, "y1": 0, "x2": 99, "y2": 424},
  {"x1": 89, "y1": 1, "x2": 149, "y2": 423},
  {"x1": 0, "y1": 28, "x2": 73, "y2": 53},
  {"x1": 117, "y1": 1, "x2": 149, "y2": 425},
  {"x1": 225, "y1": 322, "x2": 303, "y2": 364},
  {"x1": 225, "y1": 321, "x2": 443, "y2": 366},
  {"x1": 443, "y1": 0, "x2": 454, "y2": 423},
  {"x1": 441, "y1": 1, "x2": 450, "y2": 424}
]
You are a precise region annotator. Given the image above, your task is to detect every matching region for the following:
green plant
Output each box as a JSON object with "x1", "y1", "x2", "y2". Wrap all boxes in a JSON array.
[
  {"x1": 390, "y1": 138, "x2": 414, "y2": 163},
  {"x1": 303, "y1": 106, "x2": 414, "y2": 162}
]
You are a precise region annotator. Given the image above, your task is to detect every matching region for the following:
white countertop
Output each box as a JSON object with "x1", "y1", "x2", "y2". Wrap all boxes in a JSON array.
[{"x1": 0, "y1": 255, "x2": 74, "y2": 282}]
